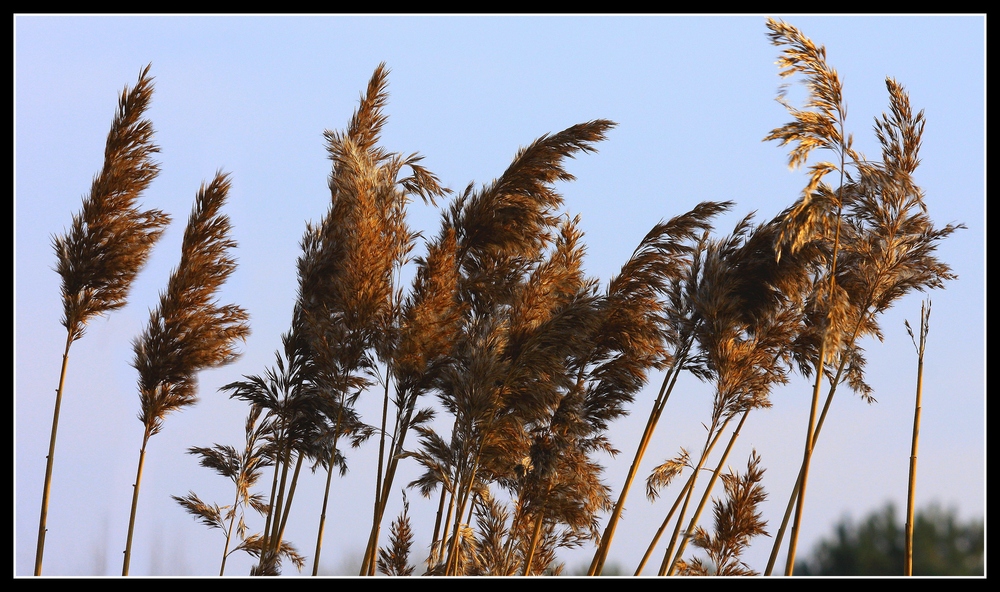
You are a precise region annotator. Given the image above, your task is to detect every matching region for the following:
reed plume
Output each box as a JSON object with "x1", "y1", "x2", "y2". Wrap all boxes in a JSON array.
[
  {"x1": 495, "y1": 217, "x2": 604, "y2": 575},
  {"x1": 300, "y1": 63, "x2": 446, "y2": 576},
  {"x1": 760, "y1": 17, "x2": 862, "y2": 574},
  {"x1": 376, "y1": 493, "x2": 416, "y2": 576},
  {"x1": 449, "y1": 120, "x2": 615, "y2": 315},
  {"x1": 654, "y1": 219, "x2": 797, "y2": 574},
  {"x1": 470, "y1": 492, "x2": 519, "y2": 575},
  {"x1": 36, "y1": 64, "x2": 169, "y2": 576},
  {"x1": 53, "y1": 64, "x2": 168, "y2": 343},
  {"x1": 407, "y1": 120, "x2": 615, "y2": 576},
  {"x1": 239, "y1": 536, "x2": 306, "y2": 575},
  {"x1": 673, "y1": 450, "x2": 769, "y2": 576},
  {"x1": 124, "y1": 171, "x2": 250, "y2": 575},
  {"x1": 588, "y1": 201, "x2": 733, "y2": 575},
  {"x1": 172, "y1": 405, "x2": 272, "y2": 575}
]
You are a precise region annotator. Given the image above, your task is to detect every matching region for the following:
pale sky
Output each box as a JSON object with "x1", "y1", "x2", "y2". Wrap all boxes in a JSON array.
[{"x1": 15, "y1": 14, "x2": 985, "y2": 577}]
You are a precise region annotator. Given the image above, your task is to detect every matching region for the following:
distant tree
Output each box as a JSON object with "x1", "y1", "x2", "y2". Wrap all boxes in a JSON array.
[{"x1": 794, "y1": 502, "x2": 983, "y2": 576}]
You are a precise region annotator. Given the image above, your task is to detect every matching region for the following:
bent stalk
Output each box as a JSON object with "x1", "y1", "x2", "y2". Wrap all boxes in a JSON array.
[{"x1": 634, "y1": 476, "x2": 692, "y2": 575}]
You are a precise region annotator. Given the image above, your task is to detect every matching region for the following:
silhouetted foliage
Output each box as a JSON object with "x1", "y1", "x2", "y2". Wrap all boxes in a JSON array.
[{"x1": 795, "y1": 502, "x2": 983, "y2": 576}]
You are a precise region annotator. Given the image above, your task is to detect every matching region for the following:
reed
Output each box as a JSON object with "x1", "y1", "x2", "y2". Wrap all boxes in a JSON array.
[
  {"x1": 760, "y1": 18, "x2": 857, "y2": 574},
  {"x1": 319, "y1": 65, "x2": 448, "y2": 577},
  {"x1": 903, "y1": 301, "x2": 930, "y2": 576},
  {"x1": 172, "y1": 405, "x2": 273, "y2": 575},
  {"x1": 124, "y1": 172, "x2": 250, "y2": 575},
  {"x1": 408, "y1": 119, "x2": 616, "y2": 575},
  {"x1": 762, "y1": 20, "x2": 963, "y2": 571},
  {"x1": 360, "y1": 224, "x2": 462, "y2": 574},
  {"x1": 221, "y1": 338, "x2": 323, "y2": 575},
  {"x1": 308, "y1": 64, "x2": 446, "y2": 577},
  {"x1": 33, "y1": 18, "x2": 969, "y2": 576},
  {"x1": 671, "y1": 450, "x2": 769, "y2": 576},
  {"x1": 376, "y1": 493, "x2": 416, "y2": 576},
  {"x1": 588, "y1": 202, "x2": 735, "y2": 575},
  {"x1": 655, "y1": 215, "x2": 806, "y2": 575},
  {"x1": 36, "y1": 64, "x2": 169, "y2": 576}
]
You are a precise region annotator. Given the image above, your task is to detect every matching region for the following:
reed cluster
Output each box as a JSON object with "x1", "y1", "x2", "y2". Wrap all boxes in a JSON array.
[{"x1": 35, "y1": 18, "x2": 965, "y2": 577}]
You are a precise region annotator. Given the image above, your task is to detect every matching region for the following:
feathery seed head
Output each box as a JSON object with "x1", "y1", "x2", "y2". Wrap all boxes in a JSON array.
[
  {"x1": 132, "y1": 171, "x2": 249, "y2": 434},
  {"x1": 55, "y1": 64, "x2": 170, "y2": 341}
]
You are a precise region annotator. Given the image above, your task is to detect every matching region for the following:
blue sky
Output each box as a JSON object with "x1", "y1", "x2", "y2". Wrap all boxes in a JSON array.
[{"x1": 15, "y1": 14, "x2": 984, "y2": 576}]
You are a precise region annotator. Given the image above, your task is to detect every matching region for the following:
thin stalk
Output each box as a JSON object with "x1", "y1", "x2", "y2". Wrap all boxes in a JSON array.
[
  {"x1": 658, "y1": 415, "x2": 732, "y2": 575},
  {"x1": 766, "y1": 369, "x2": 840, "y2": 575},
  {"x1": 443, "y1": 375, "x2": 513, "y2": 575},
  {"x1": 34, "y1": 331, "x2": 74, "y2": 576},
  {"x1": 500, "y1": 494, "x2": 527, "y2": 570},
  {"x1": 275, "y1": 452, "x2": 303, "y2": 553},
  {"x1": 359, "y1": 377, "x2": 392, "y2": 576},
  {"x1": 444, "y1": 466, "x2": 474, "y2": 575},
  {"x1": 445, "y1": 454, "x2": 485, "y2": 575},
  {"x1": 313, "y1": 393, "x2": 347, "y2": 576},
  {"x1": 666, "y1": 409, "x2": 749, "y2": 575},
  {"x1": 366, "y1": 398, "x2": 420, "y2": 574},
  {"x1": 220, "y1": 484, "x2": 241, "y2": 576},
  {"x1": 522, "y1": 511, "x2": 546, "y2": 576},
  {"x1": 122, "y1": 427, "x2": 152, "y2": 576},
  {"x1": 784, "y1": 105, "x2": 848, "y2": 574},
  {"x1": 764, "y1": 467, "x2": 797, "y2": 574},
  {"x1": 634, "y1": 478, "x2": 692, "y2": 575},
  {"x1": 258, "y1": 423, "x2": 284, "y2": 561},
  {"x1": 657, "y1": 477, "x2": 699, "y2": 575},
  {"x1": 258, "y1": 441, "x2": 293, "y2": 573},
  {"x1": 428, "y1": 484, "x2": 449, "y2": 568},
  {"x1": 766, "y1": 310, "x2": 867, "y2": 575},
  {"x1": 764, "y1": 366, "x2": 838, "y2": 575},
  {"x1": 312, "y1": 453, "x2": 336, "y2": 576},
  {"x1": 435, "y1": 486, "x2": 456, "y2": 567},
  {"x1": 521, "y1": 481, "x2": 554, "y2": 576},
  {"x1": 904, "y1": 301, "x2": 930, "y2": 576},
  {"x1": 589, "y1": 341, "x2": 690, "y2": 575},
  {"x1": 784, "y1": 337, "x2": 826, "y2": 575}
]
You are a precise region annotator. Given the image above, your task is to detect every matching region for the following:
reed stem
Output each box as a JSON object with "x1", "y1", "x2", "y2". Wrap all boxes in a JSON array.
[{"x1": 33, "y1": 331, "x2": 73, "y2": 576}]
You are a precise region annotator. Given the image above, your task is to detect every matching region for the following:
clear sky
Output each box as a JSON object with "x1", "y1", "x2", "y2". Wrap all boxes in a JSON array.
[{"x1": 15, "y1": 14, "x2": 984, "y2": 577}]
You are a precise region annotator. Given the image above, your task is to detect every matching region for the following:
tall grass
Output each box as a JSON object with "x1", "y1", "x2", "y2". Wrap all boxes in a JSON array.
[
  {"x1": 172, "y1": 405, "x2": 273, "y2": 575},
  {"x1": 672, "y1": 450, "x2": 769, "y2": 576},
  {"x1": 415, "y1": 119, "x2": 618, "y2": 575},
  {"x1": 903, "y1": 300, "x2": 930, "y2": 576},
  {"x1": 36, "y1": 64, "x2": 169, "y2": 576},
  {"x1": 761, "y1": 19, "x2": 963, "y2": 575},
  {"x1": 123, "y1": 172, "x2": 250, "y2": 575},
  {"x1": 589, "y1": 203, "x2": 734, "y2": 575},
  {"x1": 35, "y1": 18, "x2": 969, "y2": 577}
]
